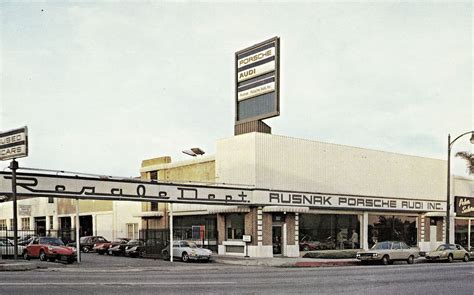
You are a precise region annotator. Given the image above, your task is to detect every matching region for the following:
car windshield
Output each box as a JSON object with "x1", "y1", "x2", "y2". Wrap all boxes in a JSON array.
[
  {"x1": 436, "y1": 245, "x2": 454, "y2": 251},
  {"x1": 371, "y1": 241, "x2": 392, "y2": 250},
  {"x1": 128, "y1": 240, "x2": 142, "y2": 245},
  {"x1": 40, "y1": 238, "x2": 64, "y2": 246}
]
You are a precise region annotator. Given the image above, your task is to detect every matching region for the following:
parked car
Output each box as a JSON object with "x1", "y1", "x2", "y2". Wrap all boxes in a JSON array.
[
  {"x1": 124, "y1": 239, "x2": 145, "y2": 258},
  {"x1": 110, "y1": 239, "x2": 142, "y2": 256},
  {"x1": 68, "y1": 236, "x2": 109, "y2": 253},
  {"x1": 93, "y1": 238, "x2": 130, "y2": 255},
  {"x1": 425, "y1": 244, "x2": 469, "y2": 262},
  {"x1": 161, "y1": 240, "x2": 212, "y2": 262},
  {"x1": 0, "y1": 238, "x2": 26, "y2": 258},
  {"x1": 299, "y1": 235, "x2": 321, "y2": 251},
  {"x1": 356, "y1": 241, "x2": 419, "y2": 265},
  {"x1": 23, "y1": 237, "x2": 76, "y2": 263}
]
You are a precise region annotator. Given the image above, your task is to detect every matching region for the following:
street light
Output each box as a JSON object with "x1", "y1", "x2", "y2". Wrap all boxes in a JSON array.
[{"x1": 446, "y1": 131, "x2": 474, "y2": 244}]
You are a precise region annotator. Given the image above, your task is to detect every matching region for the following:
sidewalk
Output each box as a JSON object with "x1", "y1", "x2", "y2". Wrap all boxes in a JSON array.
[
  {"x1": 0, "y1": 260, "x2": 38, "y2": 271},
  {"x1": 214, "y1": 255, "x2": 359, "y2": 268}
]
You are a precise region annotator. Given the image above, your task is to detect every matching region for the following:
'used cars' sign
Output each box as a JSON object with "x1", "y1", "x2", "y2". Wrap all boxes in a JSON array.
[{"x1": 0, "y1": 127, "x2": 28, "y2": 161}]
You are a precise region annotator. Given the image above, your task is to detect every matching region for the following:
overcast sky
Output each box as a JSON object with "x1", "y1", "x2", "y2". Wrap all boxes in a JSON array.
[{"x1": 1, "y1": 1, "x2": 472, "y2": 178}]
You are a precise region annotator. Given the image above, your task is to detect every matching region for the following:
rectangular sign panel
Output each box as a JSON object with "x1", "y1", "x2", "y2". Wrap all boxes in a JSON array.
[
  {"x1": 238, "y1": 78, "x2": 275, "y2": 101},
  {"x1": 455, "y1": 196, "x2": 474, "y2": 217},
  {"x1": 0, "y1": 172, "x2": 446, "y2": 213},
  {"x1": 237, "y1": 46, "x2": 276, "y2": 69},
  {"x1": 237, "y1": 60, "x2": 276, "y2": 82},
  {"x1": 0, "y1": 126, "x2": 28, "y2": 161},
  {"x1": 236, "y1": 37, "x2": 280, "y2": 123}
]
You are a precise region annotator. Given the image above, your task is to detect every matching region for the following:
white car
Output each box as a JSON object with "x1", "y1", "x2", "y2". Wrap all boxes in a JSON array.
[
  {"x1": 162, "y1": 240, "x2": 212, "y2": 262},
  {"x1": 356, "y1": 241, "x2": 420, "y2": 265},
  {"x1": 0, "y1": 238, "x2": 26, "y2": 258}
]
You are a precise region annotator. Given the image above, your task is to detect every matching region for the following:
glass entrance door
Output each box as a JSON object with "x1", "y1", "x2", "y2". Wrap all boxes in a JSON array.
[{"x1": 272, "y1": 225, "x2": 282, "y2": 255}]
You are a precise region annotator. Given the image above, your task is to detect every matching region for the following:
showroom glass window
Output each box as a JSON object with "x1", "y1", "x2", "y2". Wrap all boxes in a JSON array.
[
  {"x1": 368, "y1": 215, "x2": 417, "y2": 247},
  {"x1": 470, "y1": 220, "x2": 474, "y2": 250},
  {"x1": 173, "y1": 215, "x2": 217, "y2": 251},
  {"x1": 299, "y1": 214, "x2": 360, "y2": 250},
  {"x1": 226, "y1": 213, "x2": 244, "y2": 240},
  {"x1": 454, "y1": 219, "x2": 469, "y2": 249}
]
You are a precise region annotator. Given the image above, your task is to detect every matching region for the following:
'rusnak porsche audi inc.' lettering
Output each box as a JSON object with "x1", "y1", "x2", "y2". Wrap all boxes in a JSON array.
[
  {"x1": 264, "y1": 192, "x2": 444, "y2": 211},
  {"x1": 0, "y1": 126, "x2": 28, "y2": 161},
  {"x1": 0, "y1": 172, "x2": 445, "y2": 213}
]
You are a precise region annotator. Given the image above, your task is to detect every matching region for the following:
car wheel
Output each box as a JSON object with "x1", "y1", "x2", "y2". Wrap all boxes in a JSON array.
[
  {"x1": 181, "y1": 252, "x2": 189, "y2": 262},
  {"x1": 381, "y1": 255, "x2": 390, "y2": 265},
  {"x1": 447, "y1": 254, "x2": 453, "y2": 263},
  {"x1": 463, "y1": 254, "x2": 469, "y2": 262},
  {"x1": 82, "y1": 246, "x2": 90, "y2": 253},
  {"x1": 139, "y1": 249, "x2": 145, "y2": 258},
  {"x1": 48, "y1": 257, "x2": 56, "y2": 262},
  {"x1": 407, "y1": 255, "x2": 414, "y2": 264},
  {"x1": 23, "y1": 251, "x2": 30, "y2": 261},
  {"x1": 98, "y1": 251, "x2": 104, "y2": 255},
  {"x1": 303, "y1": 245, "x2": 310, "y2": 251},
  {"x1": 39, "y1": 250, "x2": 47, "y2": 262},
  {"x1": 162, "y1": 250, "x2": 170, "y2": 261}
]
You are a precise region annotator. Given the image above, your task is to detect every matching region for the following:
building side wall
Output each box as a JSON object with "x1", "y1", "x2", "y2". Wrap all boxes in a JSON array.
[
  {"x1": 57, "y1": 199, "x2": 112, "y2": 215},
  {"x1": 216, "y1": 134, "x2": 256, "y2": 186},
  {"x1": 216, "y1": 133, "x2": 447, "y2": 201},
  {"x1": 453, "y1": 176, "x2": 474, "y2": 197}
]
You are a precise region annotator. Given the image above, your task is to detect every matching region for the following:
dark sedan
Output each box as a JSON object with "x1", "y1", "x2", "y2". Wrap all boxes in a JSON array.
[
  {"x1": 109, "y1": 239, "x2": 142, "y2": 256},
  {"x1": 124, "y1": 239, "x2": 145, "y2": 258},
  {"x1": 68, "y1": 236, "x2": 109, "y2": 253},
  {"x1": 93, "y1": 238, "x2": 130, "y2": 255}
]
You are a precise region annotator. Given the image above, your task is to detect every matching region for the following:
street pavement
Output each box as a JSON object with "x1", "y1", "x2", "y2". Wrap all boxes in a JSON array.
[{"x1": 0, "y1": 253, "x2": 473, "y2": 294}]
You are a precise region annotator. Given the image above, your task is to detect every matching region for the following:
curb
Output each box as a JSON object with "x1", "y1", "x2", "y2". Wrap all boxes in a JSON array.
[
  {"x1": 0, "y1": 262, "x2": 38, "y2": 271},
  {"x1": 293, "y1": 261, "x2": 359, "y2": 267},
  {"x1": 215, "y1": 258, "x2": 359, "y2": 268}
]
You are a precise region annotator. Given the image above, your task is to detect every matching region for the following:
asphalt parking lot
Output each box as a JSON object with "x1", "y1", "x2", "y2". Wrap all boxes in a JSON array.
[{"x1": 28, "y1": 252, "x2": 210, "y2": 270}]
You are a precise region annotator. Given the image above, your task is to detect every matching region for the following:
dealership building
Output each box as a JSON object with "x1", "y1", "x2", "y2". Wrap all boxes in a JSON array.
[{"x1": 139, "y1": 132, "x2": 473, "y2": 257}]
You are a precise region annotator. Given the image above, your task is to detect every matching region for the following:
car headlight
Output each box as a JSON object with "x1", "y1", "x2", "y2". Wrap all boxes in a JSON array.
[{"x1": 373, "y1": 253, "x2": 378, "y2": 257}]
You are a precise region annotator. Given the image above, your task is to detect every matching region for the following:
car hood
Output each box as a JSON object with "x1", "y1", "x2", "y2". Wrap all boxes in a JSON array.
[
  {"x1": 45, "y1": 246, "x2": 76, "y2": 254},
  {"x1": 188, "y1": 247, "x2": 212, "y2": 255}
]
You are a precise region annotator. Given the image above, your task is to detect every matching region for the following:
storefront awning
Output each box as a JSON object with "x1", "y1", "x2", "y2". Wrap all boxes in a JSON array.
[
  {"x1": 208, "y1": 206, "x2": 250, "y2": 214},
  {"x1": 262, "y1": 206, "x2": 310, "y2": 213},
  {"x1": 424, "y1": 212, "x2": 447, "y2": 217},
  {"x1": 134, "y1": 212, "x2": 164, "y2": 218}
]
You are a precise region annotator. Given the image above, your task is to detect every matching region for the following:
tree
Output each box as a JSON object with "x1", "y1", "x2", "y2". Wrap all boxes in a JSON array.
[{"x1": 455, "y1": 151, "x2": 474, "y2": 175}]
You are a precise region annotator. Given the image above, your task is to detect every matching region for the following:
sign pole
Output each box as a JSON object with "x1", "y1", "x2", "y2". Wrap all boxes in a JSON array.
[
  {"x1": 169, "y1": 203, "x2": 173, "y2": 263},
  {"x1": 76, "y1": 199, "x2": 81, "y2": 263},
  {"x1": 9, "y1": 159, "x2": 19, "y2": 260}
]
